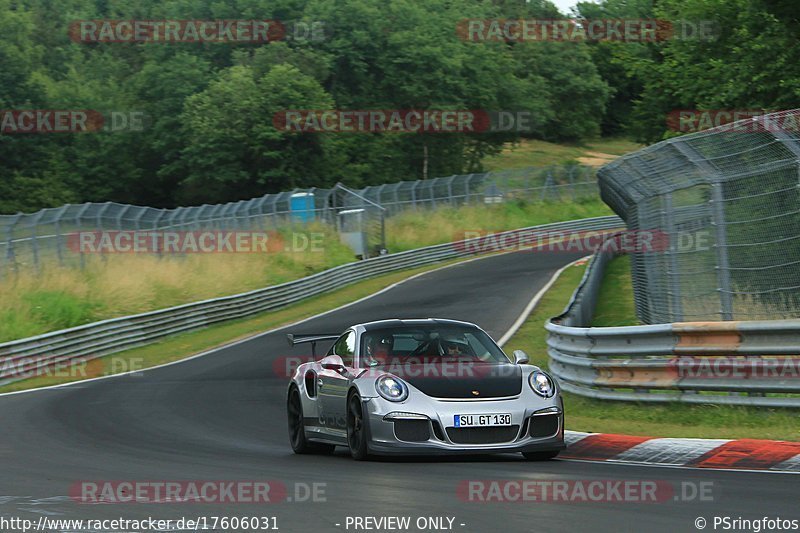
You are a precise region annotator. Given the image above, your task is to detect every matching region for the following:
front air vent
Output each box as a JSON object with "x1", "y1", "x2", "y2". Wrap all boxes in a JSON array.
[
  {"x1": 446, "y1": 425, "x2": 520, "y2": 444},
  {"x1": 529, "y1": 414, "x2": 559, "y2": 438},
  {"x1": 393, "y1": 419, "x2": 431, "y2": 442}
]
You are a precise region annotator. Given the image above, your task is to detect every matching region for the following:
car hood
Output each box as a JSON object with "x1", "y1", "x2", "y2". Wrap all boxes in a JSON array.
[{"x1": 386, "y1": 362, "x2": 523, "y2": 399}]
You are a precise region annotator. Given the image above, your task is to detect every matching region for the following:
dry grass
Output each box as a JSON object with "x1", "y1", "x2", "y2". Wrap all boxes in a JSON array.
[
  {"x1": 0, "y1": 199, "x2": 613, "y2": 342},
  {"x1": 482, "y1": 137, "x2": 642, "y2": 171},
  {"x1": 386, "y1": 198, "x2": 613, "y2": 251},
  {"x1": 0, "y1": 258, "x2": 467, "y2": 393},
  {"x1": 0, "y1": 224, "x2": 356, "y2": 342},
  {"x1": 1, "y1": 135, "x2": 636, "y2": 343}
]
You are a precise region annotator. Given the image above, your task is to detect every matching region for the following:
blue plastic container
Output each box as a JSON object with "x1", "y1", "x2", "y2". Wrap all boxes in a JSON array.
[{"x1": 290, "y1": 192, "x2": 315, "y2": 223}]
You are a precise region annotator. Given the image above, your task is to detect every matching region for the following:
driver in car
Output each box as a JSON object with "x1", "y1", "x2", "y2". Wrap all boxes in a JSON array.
[
  {"x1": 445, "y1": 342, "x2": 465, "y2": 356},
  {"x1": 363, "y1": 334, "x2": 392, "y2": 366}
]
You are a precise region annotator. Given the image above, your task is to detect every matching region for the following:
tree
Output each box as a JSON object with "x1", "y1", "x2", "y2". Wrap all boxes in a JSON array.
[{"x1": 178, "y1": 64, "x2": 336, "y2": 202}]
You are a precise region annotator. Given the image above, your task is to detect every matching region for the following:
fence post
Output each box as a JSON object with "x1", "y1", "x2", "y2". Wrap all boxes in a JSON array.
[
  {"x1": 133, "y1": 207, "x2": 146, "y2": 231},
  {"x1": 96, "y1": 203, "x2": 112, "y2": 265},
  {"x1": 116, "y1": 205, "x2": 131, "y2": 230},
  {"x1": 234, "y1": 201, "x2": 248, "y2": 230},
  {"x1": 710, "y1": 181, "x2": 734, "y2": 320},
  {"x1": 392, "y1": 183, "x2": 400, "y2": 212},
  {"x1": 540, "y1": 171, "x2": 554, "y2": 202},
  {"x1": 152, "y1": 209, "x2": 167, "y2": 257},
  {"x1": 164, "y1": 209, "x2": 180, "y2": 230},
  {"x1": 663, "y1": 192, "x2": 683, "y2": 320},
  {"x1": 5, "y1": 214, "x2": 21, "y2": 276},
  {"x1": 375, "y1": 184, "x2": 387, "y2": 209},
  {"x1": 95, "y1": 202, "x2": 111, "y2": 229},
  {"x1": 380, "y1": 211, "x2": 386, "y2": 253},
  {"x1": 53, "y1": 205, "x2": 69, "y2": 267},
  {"x1": 445, "y1": 175, "x2": 455, "y2": 205},
  {"x1": 672, "y1": 141, "x2": 734, "y2": 320},
  {"x1": 75, "y1": 203, "x2": 91, "y2": 270},
  {"x1": 568, "y1": 166, "x2": 576, "y2": 201},
  {"x1": 410, "y1": 181, "x2": 419, "y2": 210},
  {"x1": 30, "y1": 210, "x2": 47, "y2": 274}
]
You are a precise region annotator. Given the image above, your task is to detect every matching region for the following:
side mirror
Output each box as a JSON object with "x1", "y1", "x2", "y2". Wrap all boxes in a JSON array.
[
  {"x1": 320, "y1": 354, "x2": 346, "y2": 372},
  {"x1": 512, "y1": 350, "x2": 529, "y2": 365}
]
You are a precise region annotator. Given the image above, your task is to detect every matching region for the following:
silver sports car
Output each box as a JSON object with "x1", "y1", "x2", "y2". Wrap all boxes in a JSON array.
[{"x1": 285, "y1": 318, "x2": 564, "y2": 461}]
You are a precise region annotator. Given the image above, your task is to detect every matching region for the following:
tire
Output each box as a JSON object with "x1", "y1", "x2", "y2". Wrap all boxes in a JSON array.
[
  {"x1": 522, "y1": 450, "x2": 560, "y2": 461},
  {"x1": 287, "y1": 387, "x2": 335, "y2": 455},
  {"x1": 346, "y1": 393, "x2": 370, "y2": 461}
]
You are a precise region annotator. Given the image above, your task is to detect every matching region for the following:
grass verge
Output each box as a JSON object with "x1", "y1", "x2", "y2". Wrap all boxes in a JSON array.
[
  {"x1": 1, "y1": 198, "x2": 613, "y2": 343},
  {"x1": 0, "y1": 223, "x2": 356, "y2": 343},
  {"x1": 386, "y1": 197, "x2": 612, "y2": 251},
  {"x1": 8, "y1": 248, "x2": 795, "y2": 441},
  {"x1": 482, "y1": 137, "x2": 643, "y2": 170},
  {"x1": 2, "y1": 136, "x2": 638, "y2": 343},
  {"x1": 591, "y1": 254, "x2": 638, "y2": 327},
  {"x1": 503, "y1": 261, "x2": 800, "y2": 441},
  {"x1": 0, "y1": 258, "x2": 467, "y2": 394}
]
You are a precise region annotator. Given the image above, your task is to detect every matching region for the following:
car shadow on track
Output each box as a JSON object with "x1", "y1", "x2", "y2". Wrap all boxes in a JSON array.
[{"x1": 318, "y1": 449, "x2": 552, "y2": 463}]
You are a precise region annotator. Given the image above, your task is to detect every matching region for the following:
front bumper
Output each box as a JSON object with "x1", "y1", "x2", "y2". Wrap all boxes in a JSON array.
[{"x1": 362, "y1": 394, "x2": 565, "y2": 456}]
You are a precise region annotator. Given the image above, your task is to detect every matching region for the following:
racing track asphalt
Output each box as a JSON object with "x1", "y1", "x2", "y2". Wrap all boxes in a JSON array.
[{"x1": 0, "y1": 250, "x2": 796, "y2": 533}]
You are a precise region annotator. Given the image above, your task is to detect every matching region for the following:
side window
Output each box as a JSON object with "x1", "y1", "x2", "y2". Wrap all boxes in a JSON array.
[{"x1": 333, "y1": 331, "x2": 356, "y2": 367}]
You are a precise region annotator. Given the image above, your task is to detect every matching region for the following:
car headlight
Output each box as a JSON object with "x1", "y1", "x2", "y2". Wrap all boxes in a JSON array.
[
  {"x1": 375, "y1": 375, "x2": 409, "y2": 402},
  {"x1": 529, "y1": 370, "x2": 555, "y2": 398}
]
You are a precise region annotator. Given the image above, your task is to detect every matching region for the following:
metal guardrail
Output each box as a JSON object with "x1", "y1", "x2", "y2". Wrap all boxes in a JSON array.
[
  {"x1": 0, "y1": 216, "x2": 623, "y2": 386},
  {"x1": 546, "y1": 239, "x2": 800, "y2": 408}
]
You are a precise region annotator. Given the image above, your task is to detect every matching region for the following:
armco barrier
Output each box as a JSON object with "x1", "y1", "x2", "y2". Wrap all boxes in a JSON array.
[
  {"x1": 546, "y1": 242, "x2": 800, "y2": 408},
  {"x1": 0, "y1": 216, "x2": 623, "y2": 386}
]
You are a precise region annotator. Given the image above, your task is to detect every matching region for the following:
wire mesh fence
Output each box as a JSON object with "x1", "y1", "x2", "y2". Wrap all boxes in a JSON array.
[
  {"x1": 0, "y1": 164, "x2": 599, "y2": 277},
  {"x1": 598, "y1": 109, "x2": 800, "y2": 323}
]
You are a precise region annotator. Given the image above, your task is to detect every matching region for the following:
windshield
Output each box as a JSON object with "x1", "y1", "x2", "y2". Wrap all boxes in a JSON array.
[{"x1": 360, "y1": 326, "x2": 509, "y2": 367}]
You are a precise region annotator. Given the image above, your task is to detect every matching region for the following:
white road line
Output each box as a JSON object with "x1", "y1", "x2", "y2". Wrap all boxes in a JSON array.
[
  {"x1": 0, "y1": 250, "x2": 517, "y2": 398},
  {"x1": 4, "y1": 250, "x2": 797, "y2": 474},
  {"x1": 498, "y1": 256, "x2": 589, "y2": 347}
]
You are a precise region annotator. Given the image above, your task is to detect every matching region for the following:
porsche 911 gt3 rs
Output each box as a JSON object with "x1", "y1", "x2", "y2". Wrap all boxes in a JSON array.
[{"x1": 285, "y1": 318, "x2": 564, "y2": 461}]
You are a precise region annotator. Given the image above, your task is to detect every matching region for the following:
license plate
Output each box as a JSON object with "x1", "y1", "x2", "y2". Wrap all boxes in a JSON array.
[{"x1": 454, "y1": 413, "x2": 511, "y2": 427}]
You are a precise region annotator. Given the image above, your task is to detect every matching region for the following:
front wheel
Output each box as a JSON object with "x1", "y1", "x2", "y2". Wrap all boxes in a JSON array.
[
  {"x1": 522, "y1": 450, "x2": 560, "y2": 461},
  {"x1": 287, "y1": 388, "x2": 334, "y2": 455},
  {"x1": 346, "y1": 393, "x2": 370, "y2": 461}
]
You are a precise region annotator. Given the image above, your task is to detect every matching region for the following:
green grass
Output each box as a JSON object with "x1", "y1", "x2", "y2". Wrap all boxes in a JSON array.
[
  {"x1": 8, "y1": 251, "x2": 798, "y2": 441},
  {"x1": 0, "y1": 136, "x2": 624, "y2": 395},
  {"x1": 503, "y1": 260, "x2": 800, "y2": 441},
  {"x1": 0, "y1": 223, "x2": 359, "y2": 343},
  {"x1": 483, "y1": 137, "x2": 642, "y2": 171},
  {"x1": 591, "y1": 255, "x2": 639, "y2": 327},
  {"x1": 0, "y1": 198, "x2": 613, "y2": 344},
  {"x1": 22, "y1": 290, "x2": 99, "y2": 330},
  {"x1": 503, "y1": 260, "x2": 590, "y2": 364},
  {"x1": 386, "y1": 197, "x2": 613, "y2": 251},
  {"x1": 0, "y1": 137, "x2": 632, "y2": 344},
  {"x1": 0, "y1": 258, "x2": 468, "y2": 394},
  {"x1": 583, "y1": 137, "x2": 645, "y2": 156}
]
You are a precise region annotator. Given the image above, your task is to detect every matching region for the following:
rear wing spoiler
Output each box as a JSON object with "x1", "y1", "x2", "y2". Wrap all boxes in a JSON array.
[{"x1": 286, "y1": 333, "x2": 339, "y2": 358}]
